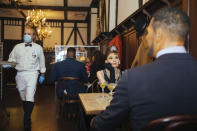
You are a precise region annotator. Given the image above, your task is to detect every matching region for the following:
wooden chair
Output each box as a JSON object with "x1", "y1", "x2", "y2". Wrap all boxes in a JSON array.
[
  {"x1": 143, "y1": 115, "x2": 197, "y2": 131},
  {"x1": 59, "y1": 77, "x2": 82, "y2": 118},
  {"x1": 89, "y1": 79, "x2": 100, "y2": 93}
]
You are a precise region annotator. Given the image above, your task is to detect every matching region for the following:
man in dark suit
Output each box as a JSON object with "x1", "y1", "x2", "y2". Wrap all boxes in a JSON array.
[
  {"x1": 50, "y1": 47, "x2": 88, "y2": 118},
  {"x1": 91, "y1": 8, "x2": 197, "y2": 131}
]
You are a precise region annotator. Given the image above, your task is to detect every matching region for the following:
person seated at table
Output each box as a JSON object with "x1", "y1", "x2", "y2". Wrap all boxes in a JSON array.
[
  {"x1": 96, "y1": 46, "x2": 122, "y2": 92},
  {"x1": 90, "y1": 8, "x2": 197, "y2": 131},
  {"x1": 85, "y1": 57, "x2": 92, "y2": 77},
  {"x1": 50, "y1": 47, "x2": 88, "y2": 119},
  {"x1": 88, "y1": 50, "x2": 105, "y2": 83}
]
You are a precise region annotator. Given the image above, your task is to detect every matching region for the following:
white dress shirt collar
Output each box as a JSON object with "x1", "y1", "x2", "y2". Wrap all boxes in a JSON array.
[{"x1": 156, "y1": 46, "x2": 187, "y2": 58}]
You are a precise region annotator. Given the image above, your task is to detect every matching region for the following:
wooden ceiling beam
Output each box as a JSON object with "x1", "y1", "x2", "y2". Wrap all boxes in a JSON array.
[
  {"x1": 19, "y1": 10, "x2": 26, "y2": 18},
  {"x1": 0, "y1": 17, "x2": 88, "y2": 23},
  {"x1": 0, "y1": 4, "x2": 91, "y2": 11},
  {"x1": 64, "y1": 0, "x2": 68, "y2": 20}
]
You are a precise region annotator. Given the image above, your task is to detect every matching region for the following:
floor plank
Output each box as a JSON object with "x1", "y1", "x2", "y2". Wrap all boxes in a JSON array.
[{"x1": 4, "y1": 86, "x2": 76, "y2": 131}]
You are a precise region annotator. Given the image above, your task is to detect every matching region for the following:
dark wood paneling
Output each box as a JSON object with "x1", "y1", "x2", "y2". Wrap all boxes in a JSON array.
[
  {"x1": 189, "y1": 0, "x2": 197, "y2": 60},
  {"x1": 1, "y1": 20, "x2": 4, "y2": 41},
  {"x1": 121, "y1": 29, "x2": 137, "y2": 70}
]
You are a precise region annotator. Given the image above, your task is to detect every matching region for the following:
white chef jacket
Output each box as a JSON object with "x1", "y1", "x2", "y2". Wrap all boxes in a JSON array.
[{"x1": 8, "y1": 42, "x2": 46, "y2": 73}]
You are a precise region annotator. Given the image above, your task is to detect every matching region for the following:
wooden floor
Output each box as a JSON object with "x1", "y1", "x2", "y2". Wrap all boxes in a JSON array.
[{"x1": 4, "y1": 85, "x2": 76, "y2": 131}]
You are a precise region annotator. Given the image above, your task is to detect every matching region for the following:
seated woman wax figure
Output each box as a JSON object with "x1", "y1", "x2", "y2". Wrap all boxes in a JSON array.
[{"x1": 96, "y1": 46, "x2": 122, "y2": 92}]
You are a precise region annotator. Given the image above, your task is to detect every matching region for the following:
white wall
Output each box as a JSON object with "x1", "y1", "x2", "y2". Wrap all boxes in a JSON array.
[
  {"x1": 109, "y1": 0, "x2": 117, "y2": 31},
  {"x1": 78, "y1": 28, "x2": 87, "y2": 45},
  {"x1": 0, "y1": 20, "x2": 1, "y2": 42},
  {"x1": 77, "y1": 23, "x2": 87, "y2": 45},
  {"x1": 64, "y1": 23, "x2": 74, "y2": 45},
  {"x1": 117, "y1": 0, "x2": 139, "y2": 25},
  {"x1": 38, "y1": 22, "x2": 88, "y2": 48},
  {"x1": 91, "y1": 8, "x2": 97, "y2": 44},
  {"x1": 4, "y1": 25, "x2": 22, "y2": 40},
  {"x1": 2, "y1": 21, "x2": 87, "y2": 48},
  {"x1": 43, "y1": 27, "x2": 61, "y2": 48}
]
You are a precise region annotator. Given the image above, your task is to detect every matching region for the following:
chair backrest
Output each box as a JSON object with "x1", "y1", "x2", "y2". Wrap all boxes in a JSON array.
[
  {"x1": 59, "y1": 77, "x2": 82, "y2": 102},
  {"x1": 143, "y1": 115, "x2": 197, "y2": 131},
  {"x1": 90, "y1": 79, "x2": 100, "y2": 93}
]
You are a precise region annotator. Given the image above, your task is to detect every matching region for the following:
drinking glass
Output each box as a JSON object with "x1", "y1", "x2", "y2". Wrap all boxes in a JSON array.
[
  {"x1": 108, "y1": 83, "x2": 116, "y2": 95},
  {"x1": 99, "y1": 82, "x2": 107, "y2": 98}
]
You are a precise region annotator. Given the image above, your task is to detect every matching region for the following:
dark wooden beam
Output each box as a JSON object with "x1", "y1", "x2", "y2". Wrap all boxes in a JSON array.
[
  {"x1": 74, "y1": 23, "x2": 77, "y2": 45},
  {"x1": 21, "y1": 20, "x2": 25, "y2": 40},
  {"x1": 77, "y1": 28, "x2": 85, "y2": 45},
  {"x1": 0, "y1": 4, "x2": 91, "y2": 11},
  {"x1": 116, "y1": 0, "x2": 118, "y2": 26},
  {"x1": 61, "y1": 22, "x2": 64, "y2": 45},
  {"x1": 47, "y1": 19, "x2": 88, "y2": 23},
  {"x1": 1, "y1": 20, "x2": 4, "y2": 41},
  {"x1": 64, "y1": 0, "x2": 68, "y2": 7},
  {"x1": 19, "y1": 10, "x2": 26, "y2": 18},
  {"x1": 65, "y1": 28, "x2": 74, "y2": 45},
  {"x1": 91, "y1": 0, "x2": 99, "y2": 8},
  {"x1": 64, "y1": 0, "x2": 68, "y2": 20},
  {"x1": 0, "y1": 17, "x2": 88, "y2": 23},
  {"x1": 87, "y1": 12, "x2": 91, "y2": 45}
]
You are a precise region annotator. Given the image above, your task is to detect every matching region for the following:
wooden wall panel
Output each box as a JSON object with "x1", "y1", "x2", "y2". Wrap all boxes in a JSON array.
[
  {"x1": 189, "y1": 0, "x2": 197, "y2": 60},
  {"x1": 121, "y1": 29, "x2": 137, "y2": 70}
]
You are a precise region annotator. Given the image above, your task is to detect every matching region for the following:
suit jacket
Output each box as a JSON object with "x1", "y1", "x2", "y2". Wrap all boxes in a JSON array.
[
  {"x1": 91, "y1": 53, "x2": 197, "y2": 131},
  {"x1": 50, "y1": 58, "x2": 88, "y2": 98}
]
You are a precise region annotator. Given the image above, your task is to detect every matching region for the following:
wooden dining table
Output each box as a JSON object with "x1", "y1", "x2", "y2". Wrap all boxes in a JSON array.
[{"x1": 78, "y1": 93, "x2": 112, "y2": 115}]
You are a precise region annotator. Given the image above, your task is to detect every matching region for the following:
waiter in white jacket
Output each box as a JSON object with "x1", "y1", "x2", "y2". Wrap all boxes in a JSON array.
[{"x1": 8, "y1": 25, "x2": 46, "y2": 131}]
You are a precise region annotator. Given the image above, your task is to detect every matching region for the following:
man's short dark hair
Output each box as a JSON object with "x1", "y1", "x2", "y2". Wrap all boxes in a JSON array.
[
  {"x1": 152, "y1": 8, "x2": 190, "y2": 39},
  {"x1": 67, "y1": 47, "x2": 76, "y2": 53}
]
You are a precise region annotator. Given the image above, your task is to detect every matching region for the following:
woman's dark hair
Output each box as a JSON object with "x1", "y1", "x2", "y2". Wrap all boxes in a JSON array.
[
  {"x1": 105, "y1": 46, "x2": 119, "y2": 60},
  {"x1": 88, "y1": 50, "x2": 105, "y2": 83},
  {"x1": 92, "y1": 50, "x2": 105, "y2": 67}
]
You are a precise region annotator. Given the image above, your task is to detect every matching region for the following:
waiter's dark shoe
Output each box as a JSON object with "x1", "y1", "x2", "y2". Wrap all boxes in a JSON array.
[
  {"x1": 24, "y1": 112, "x2": 31, "y2": 131},
  {"x1": 24, "y1": 123, "x2": 31, "y2": 131},
  {"x1": 23, "y1": 101, "x2": 34, "y2": 131}
]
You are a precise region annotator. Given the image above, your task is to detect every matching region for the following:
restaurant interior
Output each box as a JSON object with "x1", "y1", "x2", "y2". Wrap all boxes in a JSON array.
[{"x1": 0, "y1": 0, "x2": 197, "y2": 131}]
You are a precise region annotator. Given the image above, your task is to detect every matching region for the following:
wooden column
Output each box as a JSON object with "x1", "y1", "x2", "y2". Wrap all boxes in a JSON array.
[
  {"x1": 1, "y1": 20, "x2": 4, "y2": 42},
  {"x1": 189, "y1": 0, "x2": 197, "y2": 60},
  {"x1": 21, "y1": 20, "x2": 25, "y2": 41},
  {"x1": 74, "y1": 23, "x2": 77, "y2": 45},
  {"x1": 61, "y1": 22, "x2": 64, "y2": 45},
  {"x1": 87, "y1": 12, "x2": 91, "y2": 45}
]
